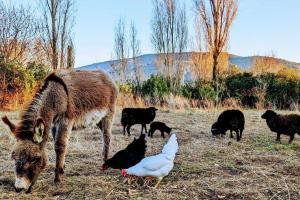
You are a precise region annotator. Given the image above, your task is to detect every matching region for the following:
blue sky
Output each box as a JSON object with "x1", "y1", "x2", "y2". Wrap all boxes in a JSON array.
[{"x1": 9, "y1": 0, "x2": 300, "y2": 67}]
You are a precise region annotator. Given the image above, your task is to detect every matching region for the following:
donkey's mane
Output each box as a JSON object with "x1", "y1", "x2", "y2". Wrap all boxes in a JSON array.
[{"x1": 16, "y1": 73, "x2": 69, "y2": 140}]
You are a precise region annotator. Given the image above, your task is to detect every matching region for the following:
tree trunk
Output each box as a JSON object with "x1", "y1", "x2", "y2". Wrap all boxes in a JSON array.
[
  {"x1": 51, "y1": 0, "x2": 58, "y2": 70},
  {"x1": 212, "y1": 52, "x2": 219, "y2": 82},
  {"x1": 67, "y1": 45, "x2": 73, "y2": 69}
]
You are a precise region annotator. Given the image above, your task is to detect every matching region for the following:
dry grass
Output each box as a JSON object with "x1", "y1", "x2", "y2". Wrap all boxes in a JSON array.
[{"x1": 1, "y1": 109, "x2": 300, "y2": 199}]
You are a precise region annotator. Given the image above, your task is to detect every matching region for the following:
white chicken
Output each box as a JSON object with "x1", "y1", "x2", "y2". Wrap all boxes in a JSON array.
[{"x1": 121, "y1": 134, "x2": 178, "y2": 188}]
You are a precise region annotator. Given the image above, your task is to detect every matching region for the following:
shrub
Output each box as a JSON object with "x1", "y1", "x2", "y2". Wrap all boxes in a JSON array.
[
  {"x1": 140, "y1": 75, "x2": 171, "y2": 98},
  {"x1": 26, "y1": 62, "x2": 50, "y2": 82},
  {"x1": 116, "y1": 82, "x2": 133, "y2": 94},
  {"x1": 0, "y1": 61, "x2": 49, "y2": 109},
  {"x1": 262, "y1": 74, "x2": 300, "y2": 109},
  {"x1": 225, "y1": 73, "x2": 259, "y2": 108},
  {"x1": 119, "y1": 73, "x2": 300, "y2": 110},
  {"x1": 181, "y1": 81, "x2": 217, "y2": 101}
]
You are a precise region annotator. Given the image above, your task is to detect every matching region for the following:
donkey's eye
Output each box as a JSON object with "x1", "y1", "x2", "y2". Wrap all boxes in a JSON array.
[{"x1": 31, "y1": 157, "x2": 41, "y2": 163}]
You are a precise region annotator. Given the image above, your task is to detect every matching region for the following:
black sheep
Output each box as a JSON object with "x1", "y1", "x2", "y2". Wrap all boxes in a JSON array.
[
  {"x1": 211, "y1": 109, "x2": 245, "y2": 141},
  {"x1": 102, "y1": 134, "x2": 147, "y2": 170},
  {"x1": 148, "y1": 121, "x2": 172, "y2": 138},
  {"x1": 261, "y1": 110, "x2": 300, "y2": 144},
  {"x1": 121, "y1": 107, "x2": 158, "y2": 136}
]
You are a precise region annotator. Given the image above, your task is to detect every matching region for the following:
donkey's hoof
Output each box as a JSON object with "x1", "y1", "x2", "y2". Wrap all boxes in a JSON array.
[{"x1": 54, "y1": 175, "x2": 64, "y2": 184}]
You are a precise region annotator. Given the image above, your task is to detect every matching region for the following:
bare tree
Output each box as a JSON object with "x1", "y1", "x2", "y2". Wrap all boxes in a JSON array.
[
  {"x1": 151, "y1": 0, "x2": 188, "y2": 85},
  {"x1": 251, "y1": 56, "x2": 283, "y2": 75},
  {"x1": 0, "y1": 2, "x2": 37, "y2": 64},
  {"x1": 30, "y1": 38, "x2": 51, "y2": 66},
  {"x1": 66, "y1": 41, "x2": 74, "y2": 69},
  {"x1": 129, "y1": 21, "x2": 143, "y2": 82},
  {"x1": 113, "y1": 17, "x2": 128, "y2": 82},
  {"x1": 40, "y1": 0, "x2": 75, "y2": 70},
  {"x1": 175, "y1": 4, "x2": 188, "y2": 85},
  {"x1": 190, "y1": 52, "x2": 212, "y2": 80},
  {"x1": 190, "y1": 16, "x2": 211, "y2": 81},
  {"x1": 194, "y1": 0, "x2": 238, "y2": 81}
]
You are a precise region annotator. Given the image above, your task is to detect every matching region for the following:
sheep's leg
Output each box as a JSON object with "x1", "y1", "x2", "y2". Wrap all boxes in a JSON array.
[
  {"x1": 148, "y1": 128, "x2": 152, "y2": 137},
  {"x1": 235, "y1": 129, "x2": 240, "y2": 141},
  {"x1": 123, "y1": 125, "x2": 126, "y2": 135},
  {"x1": 160, "y1": 130, "x2": 165, "y2": 138},
  {"x1": 276, "y1": 133, "x2": 281, "y2": 143},
  {"x1": 150, "y1": 129, "x2": 155, "y2": 138},
  {"x1": 230, "y1": 130, "x2": 234, "y2": 138},
  {"x1": 141, "y1": 124, "x2": 144, "y2": 134},
  {"x1": 240, "y1": 129, "x2": 244, "y2": 138},
  {"x1": 289, "y1": 134, "x2": 295, "y2": 144},
  {"x1": 144, "y1": 124, "x2": 148, "y2": 134},
  {"x1": 126, "y1": 124, "x2": 132, "y2": 136}
]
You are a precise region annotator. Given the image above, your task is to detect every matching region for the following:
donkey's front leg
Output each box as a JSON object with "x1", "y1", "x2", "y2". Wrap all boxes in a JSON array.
[{"x1": 54, "y1": 119, "x2": 74, "y2": 183}]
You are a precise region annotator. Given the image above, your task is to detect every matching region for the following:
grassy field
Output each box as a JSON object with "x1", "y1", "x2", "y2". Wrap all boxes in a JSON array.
[{"x1": 0, "y1": 109, "x2": 300, "y2": 199}]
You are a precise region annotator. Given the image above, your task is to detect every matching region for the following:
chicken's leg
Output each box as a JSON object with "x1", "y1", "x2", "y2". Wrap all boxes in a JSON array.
[{"x1": 154, "y1": 177, "x2": 163, "y2": 188}]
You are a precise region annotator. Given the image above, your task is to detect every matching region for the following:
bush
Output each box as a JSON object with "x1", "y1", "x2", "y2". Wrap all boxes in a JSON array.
[
  {"x1": 26, "y1": 62, "x2": 50, "y2": 82},
  {"x1": 181, "y1": 81, "x2": 217, "y2": 101},
  {"x1": 226, "y1": 73, "x2": 300, "y2": 109},
  {"x1": 119, "y1": 73, "x2": 300, "y2": 110},
  {"x1": 0, "y1": 61, "x2": 49, "y2": 108},
  {"x1": 140, "y1": 75, "x2": 171, "y2": 98},
  {"x1": 116, "y1": 82, "x2": 133, "y2": 94},
  {"x1": 261, "y1": 73, "x2": 300, "y2": 109},
  {"x1": 225, "y1": 73, "x2": 259, "y2": 108}
]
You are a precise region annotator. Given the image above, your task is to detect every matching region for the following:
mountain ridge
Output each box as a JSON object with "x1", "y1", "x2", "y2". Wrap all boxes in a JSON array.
[{"x1": 77, "y1": 53, "x2": 300, "y2": 81}]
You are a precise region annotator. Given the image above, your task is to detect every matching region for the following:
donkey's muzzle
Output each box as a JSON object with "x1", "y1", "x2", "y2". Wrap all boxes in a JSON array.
[{"x1": 14, "y1": 187, "x2": 24, "y2": 193}]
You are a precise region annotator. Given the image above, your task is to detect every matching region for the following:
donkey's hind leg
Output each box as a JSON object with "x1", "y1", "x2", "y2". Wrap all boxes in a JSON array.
[
  {"x1": 101, "y1": 110, "x2": 115, "y2": 161},
  {"x1": 54, "y1": 118, "x2": 74, "y2": 183}
]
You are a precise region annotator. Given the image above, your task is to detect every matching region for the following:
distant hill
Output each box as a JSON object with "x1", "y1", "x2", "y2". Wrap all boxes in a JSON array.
[{"x1": 77, "y1": 53, "x2": 300, "y2": 81}]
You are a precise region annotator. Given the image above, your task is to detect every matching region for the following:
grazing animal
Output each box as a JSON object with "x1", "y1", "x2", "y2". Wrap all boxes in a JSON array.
[
  {"x1": 148, "y1": 121, "x2": 172, "y2": 138},
  {"x1": 261, "y1": 110, "x2": 300, "y2": 144},
  {"x1": 122, "y1": 134, "x2": 178, "y2": 188},
  {"x1": 121, "y1": 107, "x2": 158, "y2": 136},
  {"x1": 1, "y1": 70, "x2": 118, "y2": 193},
  {"x1": 211, "y1": 109, "x2": 245, "y2": 141},
  {"x1": 102, "y1": 134, "x2": 147, "y2": 170}
]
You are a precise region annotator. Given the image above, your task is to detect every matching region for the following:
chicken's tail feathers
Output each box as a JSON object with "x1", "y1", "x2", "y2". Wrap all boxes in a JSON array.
[{"x1": 162, "y1": 133, "x2": 178, "y2": 157}]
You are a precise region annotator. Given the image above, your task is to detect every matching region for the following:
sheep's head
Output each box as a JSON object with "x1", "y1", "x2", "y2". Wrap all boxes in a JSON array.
[
  {"x1": 211, "y1": 122, "x2": 222, "y2": 136},
  {"x1": 261, "y1": 110, "x2": 277, "y2": 120}
]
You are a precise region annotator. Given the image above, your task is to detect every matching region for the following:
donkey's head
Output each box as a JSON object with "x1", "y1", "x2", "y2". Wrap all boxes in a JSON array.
[{"x1": 2, "y1": 116, "x2": 47, "y2": 193}]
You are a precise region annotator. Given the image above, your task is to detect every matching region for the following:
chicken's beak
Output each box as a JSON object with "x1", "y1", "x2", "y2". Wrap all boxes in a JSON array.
[{"x1": 121, "y1": 169, "x2": 129, "y2": 177}]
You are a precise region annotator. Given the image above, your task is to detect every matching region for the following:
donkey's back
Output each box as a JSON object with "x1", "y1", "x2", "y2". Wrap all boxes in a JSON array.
[{"x1": 59, "y1": 70, "x2": 118, "y2": 116}]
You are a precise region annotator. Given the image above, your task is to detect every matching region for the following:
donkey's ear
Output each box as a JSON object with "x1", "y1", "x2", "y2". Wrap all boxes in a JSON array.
[
  {"x1": 33, "y1": 118, "x2": 45, "y2": 144},
  {"x1": 2, "y1": 116, "x2": 16, "y2": 133}
]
